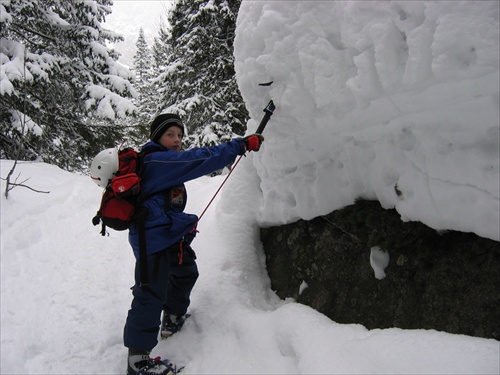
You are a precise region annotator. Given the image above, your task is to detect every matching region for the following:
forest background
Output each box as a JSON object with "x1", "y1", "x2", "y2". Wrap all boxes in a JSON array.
[{"x1": 1, "y1": 0, "x2": 247, "y2": 172}]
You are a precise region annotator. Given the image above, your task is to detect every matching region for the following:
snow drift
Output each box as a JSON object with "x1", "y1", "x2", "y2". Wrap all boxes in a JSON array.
[
  {"x1": 1, "y1": 160, "x2": 499, "y2": 374},
  {"x1": 234, "y1": 0, "x2": 500, "y2": 241}
]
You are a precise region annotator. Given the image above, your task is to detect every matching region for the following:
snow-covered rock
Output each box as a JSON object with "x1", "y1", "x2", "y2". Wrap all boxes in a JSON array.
[{"x1": 234, "y1": 0, "x2": 499, "y2": 241}]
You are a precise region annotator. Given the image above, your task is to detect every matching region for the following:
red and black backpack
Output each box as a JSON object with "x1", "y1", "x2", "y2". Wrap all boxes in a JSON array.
[
  {"x1": 92, "y1": 147, "x2": 144, "y2": 234},
  {"x1": 92, "y1": 145, "x2": 161, "y2": 288}
]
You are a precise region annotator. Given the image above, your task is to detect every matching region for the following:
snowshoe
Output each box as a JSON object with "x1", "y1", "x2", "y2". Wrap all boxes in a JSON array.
[
  {"x1": 161, "y1": 312, "x2": 190, "y2": 339},
  {"x1": 127, "y1": 351, "x2": 180, "y2": 375}
]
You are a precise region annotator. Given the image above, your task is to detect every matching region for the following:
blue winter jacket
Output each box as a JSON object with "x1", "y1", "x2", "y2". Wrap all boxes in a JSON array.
[{"x1": 128, "y1": 139, "x2": 246, "y2": 259}]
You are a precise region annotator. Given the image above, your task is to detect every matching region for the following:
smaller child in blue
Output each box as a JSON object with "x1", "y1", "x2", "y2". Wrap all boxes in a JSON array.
[{"x1": 124, "y1": 113, "x2": 264, "y2": 375}]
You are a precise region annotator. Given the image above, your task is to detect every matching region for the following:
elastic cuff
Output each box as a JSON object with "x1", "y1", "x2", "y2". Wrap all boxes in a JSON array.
[
  {"x1": 234, "y1": 138, "x2": 247, "y2": 155},
  {"x1": 128, "y1": 348, "x2": 151, "y2": 356}
]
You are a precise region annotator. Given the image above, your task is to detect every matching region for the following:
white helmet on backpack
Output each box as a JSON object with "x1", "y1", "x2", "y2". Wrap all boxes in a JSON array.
[{"x1": 90, "y1": 148, "x2": 119, "y2": 188}]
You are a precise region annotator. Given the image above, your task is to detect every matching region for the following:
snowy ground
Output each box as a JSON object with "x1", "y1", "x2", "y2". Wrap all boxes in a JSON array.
[{"x1": 1, "y1": 159, "x2": 498, "y2": 374}]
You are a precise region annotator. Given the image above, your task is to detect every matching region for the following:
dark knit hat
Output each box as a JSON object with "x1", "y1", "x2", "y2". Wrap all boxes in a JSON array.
[{"x1": 150, "y1": 113, "x2": 184, "y2": 143}]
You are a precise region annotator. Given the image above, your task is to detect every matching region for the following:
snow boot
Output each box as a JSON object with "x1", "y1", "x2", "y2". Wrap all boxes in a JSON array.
[
  {"x1": 161, "y1": 312, "x2": 190, "y2": 339},
  {"x1": 127, "y1": 349, "x2": 179, "y2": 375}
]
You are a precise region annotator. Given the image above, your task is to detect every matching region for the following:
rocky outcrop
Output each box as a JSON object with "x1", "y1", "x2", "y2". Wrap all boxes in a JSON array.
[{"x1": 260, "y1": 200, "x2": 500, "y2": 340}]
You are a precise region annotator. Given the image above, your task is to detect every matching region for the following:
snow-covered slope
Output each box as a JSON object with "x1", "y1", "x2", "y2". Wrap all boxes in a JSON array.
[
  {"x1": 1, "y1": 160, "x2": 499, "y2": 374},
  {"x1": 234, "y1": 1, "x2": 499, "y2": 241}
]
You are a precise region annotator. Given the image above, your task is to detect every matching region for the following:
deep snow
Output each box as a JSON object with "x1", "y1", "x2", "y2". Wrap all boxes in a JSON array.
[
  {"x1": 1, "y1": 160, "x2": 498, "y2": 374},
  {"x1": 235, "y1": 1, "x2": 499, "y2": 241},
  {"x1": 1, "y1": 0, "x2": 499, "y2": 374}
]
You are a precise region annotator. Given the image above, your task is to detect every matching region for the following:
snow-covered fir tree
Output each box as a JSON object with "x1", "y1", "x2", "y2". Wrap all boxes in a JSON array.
[
  {"x1": 0, "y1": 0, "x2": 136, "y2": 171},
  {"x1": 156, "y1": 0, "x2": 248, "y2": 149},
  {"x1": 151, "y1": 22, "x2": 171, "y2": 78},
  {"x1": 130, "y1": 27, "x2": 156, "y2": 143}
]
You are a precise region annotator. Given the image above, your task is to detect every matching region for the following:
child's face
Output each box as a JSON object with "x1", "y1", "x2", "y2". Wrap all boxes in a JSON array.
[{"x1": 158, "y1": 126, "x2": 183, "y2": 152}]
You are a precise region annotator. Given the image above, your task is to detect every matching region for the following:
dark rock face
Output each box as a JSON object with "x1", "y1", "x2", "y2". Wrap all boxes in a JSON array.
[{"x1": 260, "y1": 200, "x2": 500, "y2": 340}]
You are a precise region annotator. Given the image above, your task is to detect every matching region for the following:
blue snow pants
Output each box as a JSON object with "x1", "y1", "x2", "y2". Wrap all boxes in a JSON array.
[{"x1": 123, "y1": 242, "x2": 198, "y2": 351}]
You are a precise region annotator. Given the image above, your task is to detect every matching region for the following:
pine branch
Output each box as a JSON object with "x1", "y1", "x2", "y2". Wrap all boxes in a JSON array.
[{"x1": 11, "y1": 21, "x2": 58, "y2": 43}]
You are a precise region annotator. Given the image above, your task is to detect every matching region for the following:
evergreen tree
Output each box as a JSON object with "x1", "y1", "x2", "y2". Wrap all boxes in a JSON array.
[
  {"x1": 150, "y1": 22, "x2": 172, "y2": 118},
  {"x1": 0, "y1": 0, "x2": 136, "y2": 171},
  {"x1": 156, "y1": 0, "x2": 248, "y2": 149},
  {"x1": 151, "y1": 22, "x2": 171, "y2": 77},
  {"x1": 130, "y1": 27, "x2": 156, "y2": 143}
]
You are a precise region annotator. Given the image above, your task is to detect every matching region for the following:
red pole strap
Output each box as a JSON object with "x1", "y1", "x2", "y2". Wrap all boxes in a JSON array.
[{"x1": 195, "y1": 154, "x2": 244, "y2": 225}]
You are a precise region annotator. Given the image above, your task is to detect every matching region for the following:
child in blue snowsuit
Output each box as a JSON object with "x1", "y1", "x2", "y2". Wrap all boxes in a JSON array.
[{"x1": 124, "y1": 113, "x2": 264, "y2": 375}]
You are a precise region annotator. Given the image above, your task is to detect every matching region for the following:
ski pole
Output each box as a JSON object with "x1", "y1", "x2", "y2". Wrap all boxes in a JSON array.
[
  {"x1": 195, "y1": 100, "x2": 276, "y2": 224},
  {"x1": 255, "y1": 100, "x2": 276, "y2": 134},
  {"x1": 195, "y1": 154, "x2": 243, "y2": 224}
]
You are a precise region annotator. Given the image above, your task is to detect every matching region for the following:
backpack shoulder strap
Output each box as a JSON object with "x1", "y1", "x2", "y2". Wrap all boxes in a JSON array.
[
  {"x1": 137, "y1": 144, "x2": 162, "y2": 173},
  {"x1": 136, "y1": 144, "x2": 162, "y2": 289}
]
